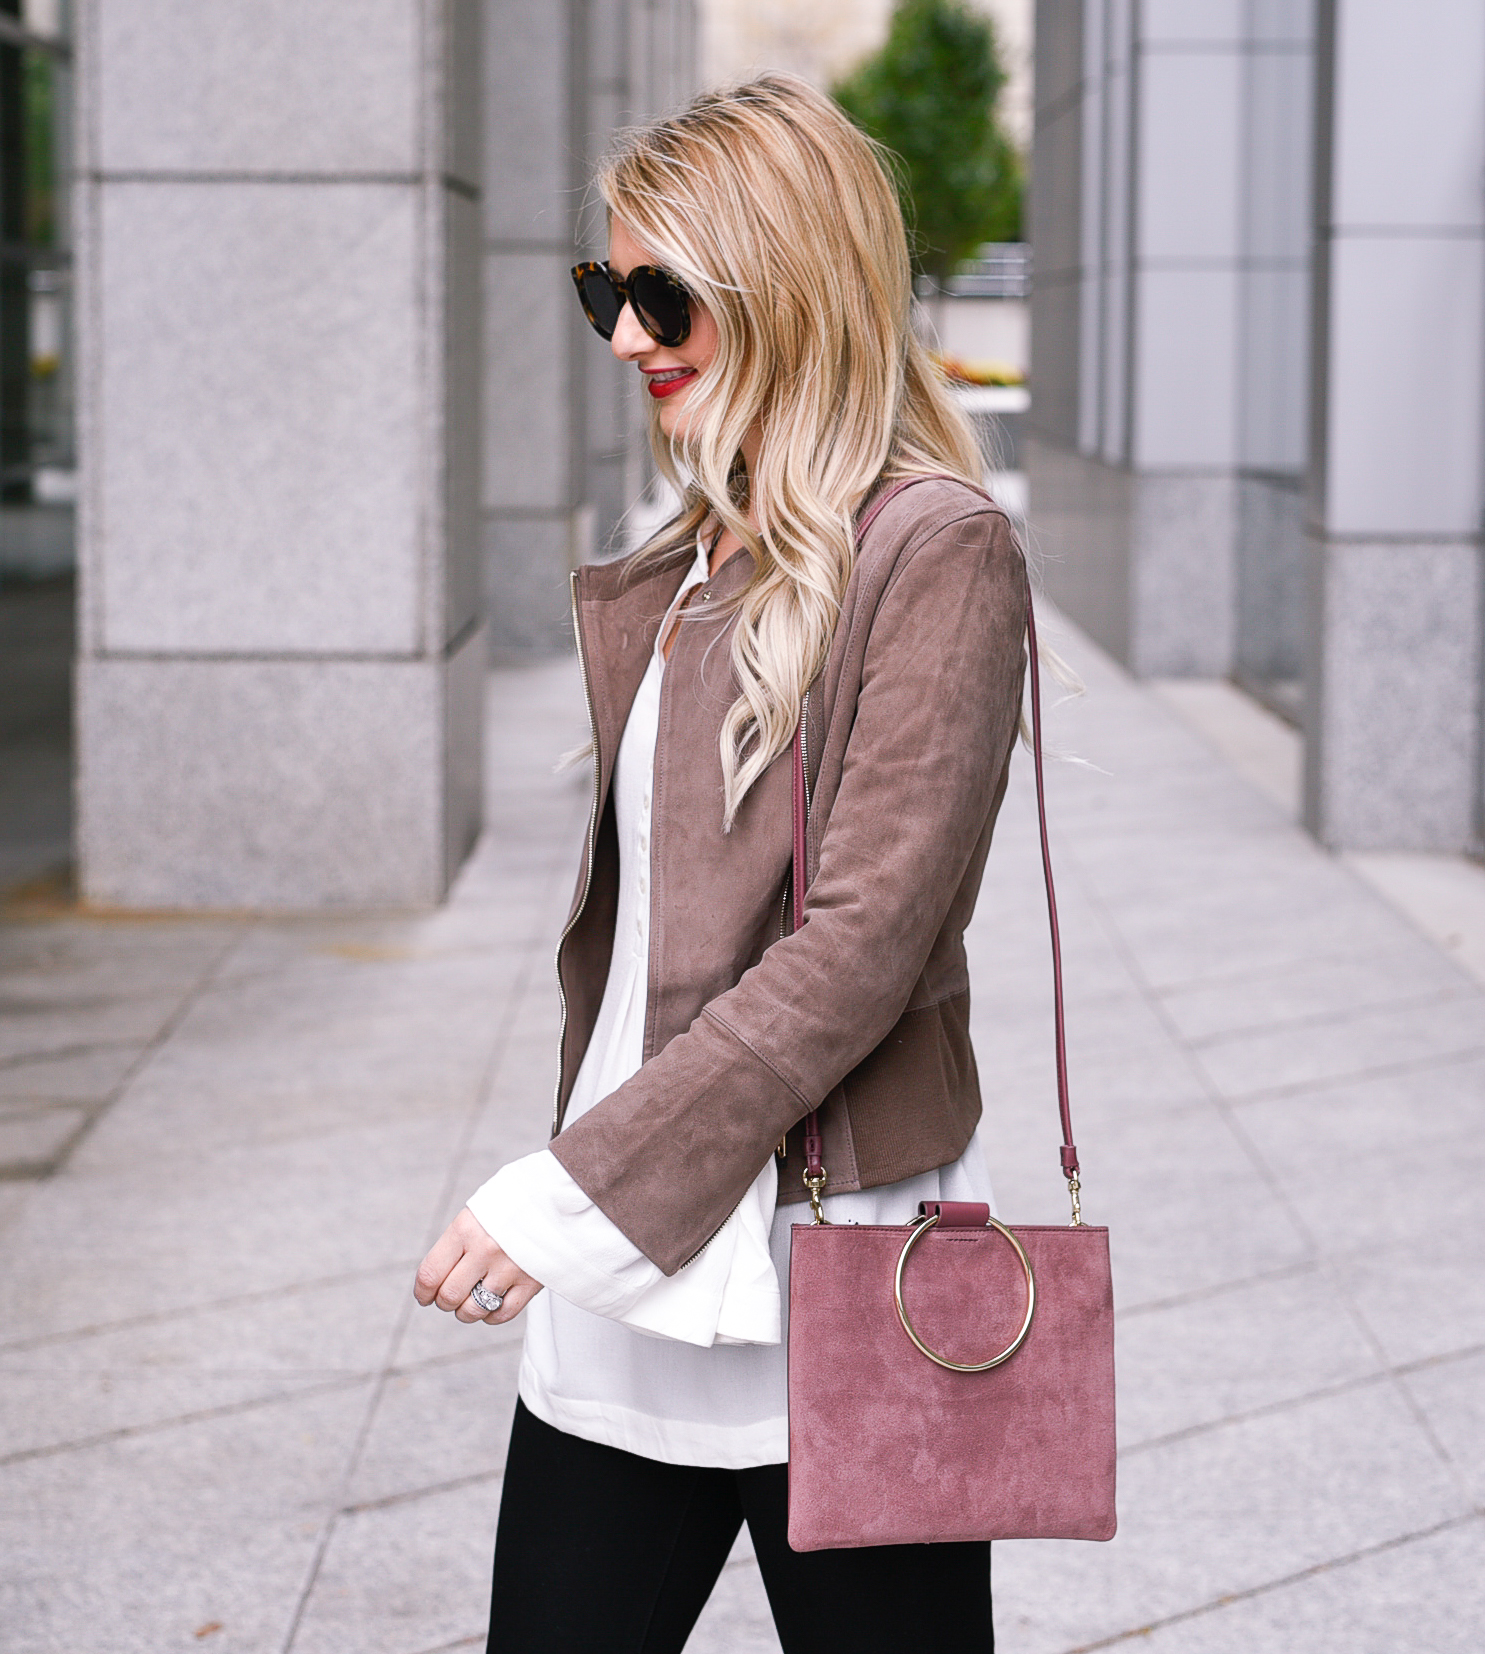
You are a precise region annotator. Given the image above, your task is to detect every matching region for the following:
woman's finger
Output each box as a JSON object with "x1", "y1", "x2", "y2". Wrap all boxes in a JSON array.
[
  {"x1": 454, "y1": 1268, "x2": 523, "y2": 1323},
  {"x1": 413, "y1": 1223, "x2": 469, "y2": 1307},
  {"x1": 479, "y1": 1279, "x2": 543, "y2": 1326},
  {"x1": 414, "y1": 1209, "x2": 539, "y2": 1324},
  {"x1": 434, "y1": 1247, "x2": 496, "y2": 1314}
]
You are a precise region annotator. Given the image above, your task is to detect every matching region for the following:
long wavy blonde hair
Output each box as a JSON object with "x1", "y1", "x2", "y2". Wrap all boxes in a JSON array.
[{"x1": 599, "y1": 75, "x2": 987, "y2": 829}]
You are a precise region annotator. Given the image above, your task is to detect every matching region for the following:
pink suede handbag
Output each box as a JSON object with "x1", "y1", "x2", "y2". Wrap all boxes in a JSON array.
[{"x1": 785, "y1": 479, "x2": 1117, "y2": 1552}]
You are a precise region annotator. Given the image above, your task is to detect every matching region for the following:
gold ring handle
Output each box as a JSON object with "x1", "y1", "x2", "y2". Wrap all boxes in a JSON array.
[{"x1": 893, "y1": 1213, "x2": 1036, "y2": 1373}]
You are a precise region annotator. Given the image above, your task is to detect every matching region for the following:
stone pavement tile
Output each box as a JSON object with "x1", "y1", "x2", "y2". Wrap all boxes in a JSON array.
[
  {"x1": 1234, "y1": 1054, "x2": 1485, "y2": 1250},
  {"x1": 1347, "y1": 850, "x2": 1485, "y2": 992},
  {"x1": 457, "y1": 1123, "x2": 557, "y2": 1210},
  {"x1": 216, "y1": 896, "x2": 557, "y2": 975},
  {"x1": 455, "y1": 808, "x2": 586, "y2": 889},
  {"x1": 972, "y1": 995, "x2": 1211, "y2": 1133},
  {"x1": 0, "y1": 988, "x2": 205, "y2": 1064},
  {"x1": 969, "y1": 929, "x2": 1142, "y2": 1033},
  {"x1": 181, "y1": 926, "x2": 519, "y2": 1040},
  {"x1": 972, "y1": 984, "x2": 1187, "y2": 1095},
  {"x1": 980, "y1": 1092, "x2": 1305, "y2": 1295},
  {"x1": 291, "y1": 1477, "x2": 499, "y2": 1654},
  {"x1": 0, "y1": 918, "x2": 236, "y2": 1001},
  {"x1": 1088, "y1": 1105, "x2": 1309, "y2": 1309},
  {"x1": 0, "y1": 1099, "x2": 91, "y2": 1169},
  {"x1": 687, "y1": 1528, "x2": 781, "y2": 1654},
  {"x1": 0, "y1": 1368, "x2": 357, "y2": 1467},
  {"x1": 973, "y1": 1084, "x2": 1211, "y2": 1234},
  {"x1": 1061, "y1": 795, "x2": 1396, "y2": 903},
  {"x1": 1114, "y1": 1266, "x2": 1383, "y2": 1449},
  {"x1": 462, "y1": 1017, "x2": 564, "y2": 1169},
  {"x1": 346, "y1": 1344, "x2": 521, "y2": 1507},
  {"x1": 1153, "y1": 945, "x2": 1473, "y2": 1043},
  {"x1": 0, "y1": 1383, "x2": 368, "y2": 1654},
  {"x1": 992, "y1": 1380, "x2": 1468, "y2": 1654},
  {"x1": 970, "y1": 840, "x2": 1137, "y2": 1017},
  {"x1": 0, "y1": 1178, "x2": 35, "y2": 1243},
  {"x1": 1190, "y1": 993, "x2": 1484, "y2": 1102},
  {"x1": 1038, "y1": 740, "x2": 1286, "y2": 840},
  {"x1": 0, "y1": 1262, "x2": 409, "y2": 1366},
  {"x1": 0, "y1": 1040, "x2": 144, "y2": 1102},
  {"x1": 0, "y1": 920, "x2": 237, "y2": 1070},
  {"x1": 392, "y1": 1294, "x2": 525, "y2": 1373},
  {"x1": 1067, "y1": 842, "x2": 1418, "y2": 996},
  {"x1": 388, "y1": 891, "x2": 563, "y2": 955},
  {"x1": 1131, "y1": 1519, "x2": 1485, "y2": 1654},
  {"x1": 0, "y1": 1115, "x2": 456, "y2": 1341},
  {"x1": 1333, "y1": 1233, "x2": 1485, "y2": 1371},
  {"x1": 1065, "y1": 818, "x2": 1336, "y2": 910},
  {"x1": 1149, "y1": 678, "x2": 1301, "y2": 816},
  {"x1": 75, "y1": 966, "x2": 503, "y2": 1173},
  {"x1": 973, "y1": 873, "x2": 1135, "y2": 983},
  {"x1": 1404, "y1": 1349, "x2": 1485, "y2": 1506},
  {"x1": 0, "y1": 1268, "x2": 409, "y2": 1460}
]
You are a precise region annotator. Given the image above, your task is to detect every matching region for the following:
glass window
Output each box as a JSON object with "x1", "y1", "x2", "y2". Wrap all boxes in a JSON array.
[{"x1": 1, "y1": 0, "x2": 73, "y2": 578}]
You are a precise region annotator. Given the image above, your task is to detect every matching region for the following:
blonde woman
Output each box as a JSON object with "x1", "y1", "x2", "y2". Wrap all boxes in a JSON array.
[{"x1": 415, "y1": 75, "x2": 1027, "y2": 1653}]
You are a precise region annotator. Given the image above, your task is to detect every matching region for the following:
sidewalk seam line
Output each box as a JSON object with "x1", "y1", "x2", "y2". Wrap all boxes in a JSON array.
[
  {"x1": 1054, "y1": 825, "x2": 1470, "y2": 1485},
  {"x1": 278, "y1": 781, "x2": 586, "y2": 1654},
  {"x1": 1058, "y1": 1512, "x2": 1481, "y2": 1652},
  {"x1": 0, "y1": 1371, "x2": 374, "y2": 1467}
]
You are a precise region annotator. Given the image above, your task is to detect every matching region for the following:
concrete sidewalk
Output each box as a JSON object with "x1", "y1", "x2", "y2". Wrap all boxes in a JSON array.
[{"x1": 1, "y1": 614, "x2": 1482, "y2": 1653}]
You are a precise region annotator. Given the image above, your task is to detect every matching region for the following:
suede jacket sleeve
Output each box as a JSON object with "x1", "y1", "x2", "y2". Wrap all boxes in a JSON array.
[{"x1": 550, "y1": 505, "x2": 1029, "y2": 1273}]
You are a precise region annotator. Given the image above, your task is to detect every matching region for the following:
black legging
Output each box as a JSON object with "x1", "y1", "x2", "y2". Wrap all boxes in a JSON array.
[{"x1": 487, "y1": 1400, "x2": 993, "y2": 1654}]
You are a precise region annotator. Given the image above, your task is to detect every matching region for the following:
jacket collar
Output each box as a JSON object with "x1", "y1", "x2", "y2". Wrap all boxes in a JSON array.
[{"x1": 572, "y1": 541, "x2": 751, "y2": 811}]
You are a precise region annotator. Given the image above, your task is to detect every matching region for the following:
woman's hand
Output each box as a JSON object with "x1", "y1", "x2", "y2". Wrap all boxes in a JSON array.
[{"x1": 414, "y1": 1207, "x2": 544, "y2": 1326}]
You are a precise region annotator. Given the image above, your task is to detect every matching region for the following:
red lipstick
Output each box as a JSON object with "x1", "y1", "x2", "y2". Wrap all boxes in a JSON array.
[{"x1": 644, "y1": 368, "x2": 697, "y2": 400}]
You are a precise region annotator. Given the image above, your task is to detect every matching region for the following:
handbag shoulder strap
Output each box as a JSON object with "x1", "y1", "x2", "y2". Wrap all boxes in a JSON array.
[{"x1": 793, "y1": 473, "x2": 1084, "y2": 1226}]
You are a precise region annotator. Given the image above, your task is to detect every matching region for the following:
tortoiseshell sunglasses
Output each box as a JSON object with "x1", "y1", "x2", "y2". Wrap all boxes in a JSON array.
[{"x1": 570, "y1": 261, "x2": 692, "y2": 347}]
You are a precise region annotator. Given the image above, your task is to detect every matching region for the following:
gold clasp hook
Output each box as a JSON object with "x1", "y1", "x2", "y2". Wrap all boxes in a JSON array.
[
  {"x1": 804, "y1": 1167, "x2": 828, "y2": 1225},
  {"x1": 1067, "y1": 1171, "x2": 1083, "y2": 1227}
]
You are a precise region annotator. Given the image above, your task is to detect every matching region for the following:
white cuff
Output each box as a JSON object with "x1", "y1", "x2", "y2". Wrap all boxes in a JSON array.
[
  {"x1": 467, "y1": 1150, "x2": 662, "y2": 1321},
  {"x1": 466, "y1": 1149, "x2": 780, "y2": 1348}
]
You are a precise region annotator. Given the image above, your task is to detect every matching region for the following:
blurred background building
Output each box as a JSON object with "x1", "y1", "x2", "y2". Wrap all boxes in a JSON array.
[
  {"x1": 1030, "y1": 0, "x2": 1484, "y2": 855},
  {"x1": 0, "y1": 0, "x2": 695, "y2": 911},
  {"x1": 1, "y1": 0, "x2": 1479, "y2": 916}
]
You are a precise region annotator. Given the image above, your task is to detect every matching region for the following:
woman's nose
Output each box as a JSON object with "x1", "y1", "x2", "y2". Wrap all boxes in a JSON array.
[{"x1": 609, "y1": 302, "x2": 650, "y2": 361}]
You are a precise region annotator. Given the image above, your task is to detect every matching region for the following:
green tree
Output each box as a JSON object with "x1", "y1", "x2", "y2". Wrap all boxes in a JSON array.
[{"x1": 833, "y1": 0, "x2": 1022, "y2": 282}]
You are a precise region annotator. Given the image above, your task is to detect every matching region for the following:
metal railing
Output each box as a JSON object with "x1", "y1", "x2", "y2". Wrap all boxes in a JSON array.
[{"x1": 915, "y1": 243, "x2": 1032, "y2": 300}]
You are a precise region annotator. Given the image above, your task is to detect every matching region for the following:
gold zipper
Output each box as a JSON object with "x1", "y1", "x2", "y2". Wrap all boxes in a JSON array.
[{"x1": 552, "y1": 570, "x2": 603, "y2": 1137}]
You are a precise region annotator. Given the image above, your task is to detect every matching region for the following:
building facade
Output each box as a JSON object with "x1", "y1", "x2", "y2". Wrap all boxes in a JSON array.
[
  {"x1": 26, "y1": 1, "x2": 696, "y2": 910},
  {"x1": 1029, "y1": 0, "x2": 1484, "y2": 854},
  {"x1": 486, "y1": 0, "x2": 696, "y2": 652}
]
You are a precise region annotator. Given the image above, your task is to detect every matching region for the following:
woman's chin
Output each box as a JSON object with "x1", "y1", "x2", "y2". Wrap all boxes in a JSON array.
[{"x1": 654, "y1": 388, "x2": 700, "y2": 442}]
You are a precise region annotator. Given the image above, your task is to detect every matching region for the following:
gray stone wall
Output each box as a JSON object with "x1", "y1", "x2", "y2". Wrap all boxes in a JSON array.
[
  {"x1": 483, "y1": 0, "x2": 696, "y2": 654},
  {"x1": 1233, "y1": 3, "x2": 1314, "y2": 707},
  {"x1": 73, "y1": 2, "x2": 484, "y2": 908},
  {"x1": 1029, "y1": 0, "x2": 1317, "y2": 684},
  {"x1": 1031, "y1": 0, "x2": 1483, "y2": 853},
  {"x1": 1303, "y1": 0, "x2": 1485, "y2": 852}
]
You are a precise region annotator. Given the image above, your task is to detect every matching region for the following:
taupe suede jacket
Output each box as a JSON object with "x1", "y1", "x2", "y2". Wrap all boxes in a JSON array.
[{"x1": 550, "y1": 476, "x2": 1029, "y2": 1274}]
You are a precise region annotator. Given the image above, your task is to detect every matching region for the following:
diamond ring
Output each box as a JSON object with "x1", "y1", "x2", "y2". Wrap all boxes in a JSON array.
[{"x1": 470, "y1": 1279, "x2": 505, "y2": 1314}]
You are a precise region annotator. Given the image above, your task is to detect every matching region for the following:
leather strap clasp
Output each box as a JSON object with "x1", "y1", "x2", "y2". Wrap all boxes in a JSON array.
[{"x1": 917, "y1": 1200, "x2": 991, "y2": 1228}]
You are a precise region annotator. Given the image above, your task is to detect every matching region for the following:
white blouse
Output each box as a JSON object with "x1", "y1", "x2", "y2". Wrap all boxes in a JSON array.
[{"x1": 468, "y1": 534, "x2": 996, "y2": 1469}]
